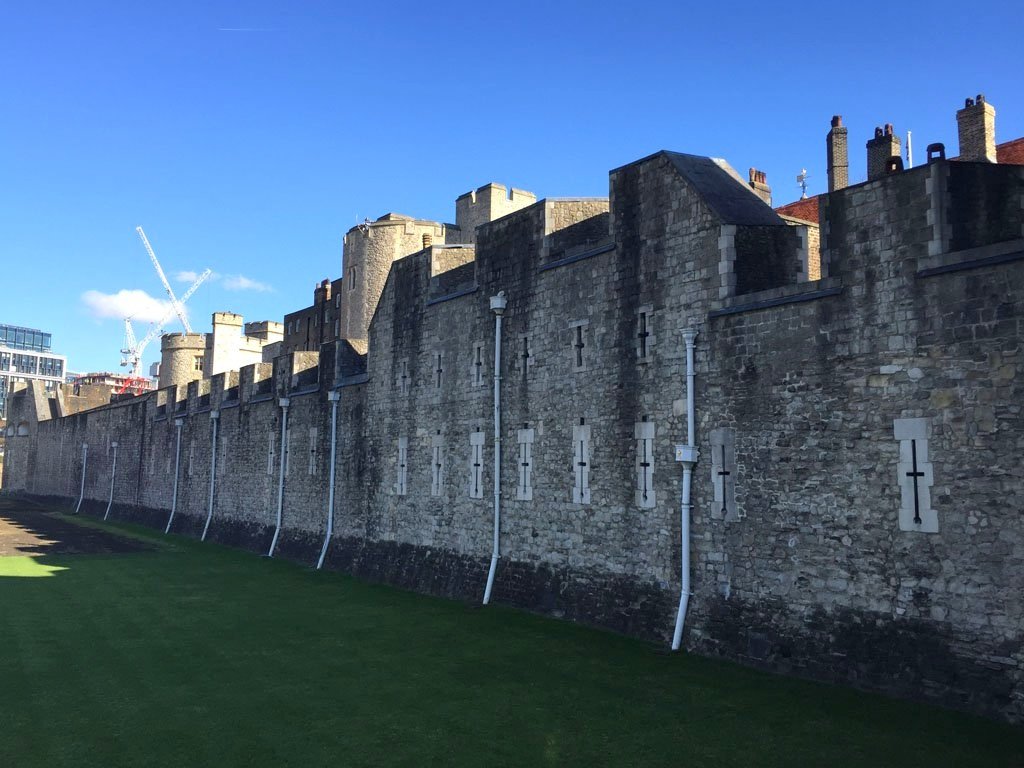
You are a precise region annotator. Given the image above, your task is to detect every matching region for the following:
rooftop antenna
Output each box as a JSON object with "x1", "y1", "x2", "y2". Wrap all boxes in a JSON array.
[
  {"x1": 796, "y1": 169, "x2": 809, "y2": 199},
  {"x1": 906, "y1": 130, "x2": 914, "y2": 168}
]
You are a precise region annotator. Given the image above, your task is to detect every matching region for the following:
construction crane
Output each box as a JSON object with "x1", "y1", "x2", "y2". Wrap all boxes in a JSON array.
[
  {"x1": 120, "y1": 268, "x2": 212, "y2": 382},
  {"x1": 136, "y1": 226, "x2": 194, "y2": 333}
]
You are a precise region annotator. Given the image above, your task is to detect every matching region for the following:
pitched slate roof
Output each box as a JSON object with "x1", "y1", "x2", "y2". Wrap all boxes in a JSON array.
[{"x1": 663, "y1": 152, "x2": 786, "y2": 226}]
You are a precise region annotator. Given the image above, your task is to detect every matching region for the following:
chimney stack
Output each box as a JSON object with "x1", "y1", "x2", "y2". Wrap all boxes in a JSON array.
[
  {"x1": 956, "y1": 94, "x2": 996, "y2": 162},
  {"x1": 748, "y1": 168, "x2": 771, "y2": 205},
  {"x1": 826, "y1": 115, "x2": 849, "y2": 192},
  {"x1": 866, "y1": 124, "x2": 901, "y2": 181}
]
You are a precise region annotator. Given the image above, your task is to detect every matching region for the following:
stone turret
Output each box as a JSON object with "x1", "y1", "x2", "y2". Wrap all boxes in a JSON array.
[
  {"x1": 159, "y1": 333, "x2": 206, "y2": 388},
  {"x1": 337, "y1": 214, "x2": 447, "y2": 343},
  {"x1": 454, "y1": 183, "x2": 537, "y2": 245}
]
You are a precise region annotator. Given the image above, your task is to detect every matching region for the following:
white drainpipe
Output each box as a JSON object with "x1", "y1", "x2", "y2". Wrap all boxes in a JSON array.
[
  {"x1": 672, "y1": 327, "x2": 699, "y2": 651},
  {"x1": 483, "y1": 291, "x2": 507, "y2": 605},
  {"x1": 74, "y1": 443, "x2": 89, "y2": 514},
  {"x1": 317, "y1": 390, "x2": 341, "y2": 570},
  {"x1": 165, "y1": 418, "x2": 184, "y2": 534},
  {"x1": 103, "y1": 441, "x2": 119, "y2": 520},
  {"x1": 268, "y1": 397, "x2": 290, "y2": 557},
  {"x1": 201, "y1": 410, "x2": 220, "y2": 541}
]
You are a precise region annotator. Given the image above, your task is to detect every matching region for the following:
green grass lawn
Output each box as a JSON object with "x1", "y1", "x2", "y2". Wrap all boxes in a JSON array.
[{"x1": 0, "y1": 515, "x2": 1021, "y2": 767}]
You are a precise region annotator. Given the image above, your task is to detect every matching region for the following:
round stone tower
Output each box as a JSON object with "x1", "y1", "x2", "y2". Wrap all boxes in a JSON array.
[
  {"x1": 159, "y1": 333, "x2": 207, "y2": 389},
  {"x1": 337, "y1": 214, "x2": 446, "y2": 343}
]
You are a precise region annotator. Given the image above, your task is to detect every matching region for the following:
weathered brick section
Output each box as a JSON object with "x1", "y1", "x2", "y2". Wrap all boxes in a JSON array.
[{"x1": 4, "y1": 153, "x2": 1022, "y2": 723}]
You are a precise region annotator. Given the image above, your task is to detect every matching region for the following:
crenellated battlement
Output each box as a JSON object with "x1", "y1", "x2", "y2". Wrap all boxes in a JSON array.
[{"x1": 5, "y1": 95, "x2": 1024, "y2": 724}]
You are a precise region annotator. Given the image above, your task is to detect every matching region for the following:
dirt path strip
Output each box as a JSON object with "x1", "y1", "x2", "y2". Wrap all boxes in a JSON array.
[{"x1": 0, "y1": 498, "x2": 150, "y2": 557}]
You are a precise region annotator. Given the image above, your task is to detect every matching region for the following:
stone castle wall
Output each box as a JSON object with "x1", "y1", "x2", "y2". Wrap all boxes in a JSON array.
[{"x1": 5, "y1": 153, "x2": 1023, "y2": 723}]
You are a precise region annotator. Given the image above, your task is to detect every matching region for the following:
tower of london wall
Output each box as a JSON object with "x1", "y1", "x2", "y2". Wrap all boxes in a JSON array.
[{"x1": 4, "y1": 151, "x2": 1023, "y2": 723}]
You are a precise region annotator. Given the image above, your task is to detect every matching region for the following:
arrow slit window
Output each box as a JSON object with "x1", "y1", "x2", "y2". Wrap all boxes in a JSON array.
[
  {"x1": 471, "y1": 342, "x2": 485, "y2": 387},
  {"x1": 635, "y1": 421, "x2": 655, "y2": 508},
  {"x1": 431, "y1": 433, "x2": 444, "y2": 496},
  {"x1": 894, "y1": 418, "x2": 937, "y2": 532},
  {"x1": 308, "y1": 427, "x2": 318, "y2": 476},
  {"x1": 517, "y1": 428, "x2": 534, "y2": 501},
  {"x1": 710, "y1": 427, "x2": 737, "y2": 521},
  {"x1": 569, "y1": 320, "x2": 589, "y2": 372},
  {"x1": 469, "y1": 431, "x2": 485, "y2": 499},
  {"x1": 433, "y1": 351, "x2": 444, "y2": 391},
  {"x1": 396, "y1": 436, "x2": 408, "y2": 496},
  {"x1": 284, "y1": 427, "x2": 291, "y2": 477},
  {"x1": 572, "y1": 423, "x2": 591, "y2": 504},
  {"x1": 636, "y1": 306, "x2": 655, "y2": 362},
  {"x1": 396, "y1": 358, "x2": 410, "y2": 395}
]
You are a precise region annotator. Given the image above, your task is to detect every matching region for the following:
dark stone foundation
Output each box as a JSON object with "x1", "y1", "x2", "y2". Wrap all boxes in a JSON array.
[{"x1": 10, "y1": 490, "x2": 1020, "y2": 724}]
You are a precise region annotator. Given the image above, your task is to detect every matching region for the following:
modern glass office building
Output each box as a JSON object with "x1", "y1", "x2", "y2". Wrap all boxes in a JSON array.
[{"x1": 0, "y1": 324, "x2": 67, "y2": 419}]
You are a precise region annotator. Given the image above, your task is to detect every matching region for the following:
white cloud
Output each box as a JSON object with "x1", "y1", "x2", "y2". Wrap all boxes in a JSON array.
[
  {"x1": 176, "y1": 270, "x2": 221, "y2": 284},
  {"x1": 223, "y1": 274, "x2": 272, "y2": 292},
  {"x1": 81, "y1": 289, "x2": 176, "y2": 324}
]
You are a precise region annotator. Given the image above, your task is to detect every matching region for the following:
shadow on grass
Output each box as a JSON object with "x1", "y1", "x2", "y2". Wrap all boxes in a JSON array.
[{"x1": 0, "y1": 503, "x2": 1020, "y2": 767}]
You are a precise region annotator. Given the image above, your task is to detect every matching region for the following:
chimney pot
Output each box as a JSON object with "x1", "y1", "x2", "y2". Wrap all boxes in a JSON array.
[
  {"x1": 927, "y1": 143, "x2": 946, "y2": 163},
  {"x1": 956, "y1": 93, "x2": 997, "y2": 162},
  {"x1": 867, "y1": 123, "x2": 902, "y2": 181},
  {"x1": 827, "y1": 115, "x2": 850, "y2": 192},
  {"x1": 422, "y1": 233, "x2": 433, "y2": 249},
  {"x1": 747, "y1": 167, "x2": 771, "y2": 205}
]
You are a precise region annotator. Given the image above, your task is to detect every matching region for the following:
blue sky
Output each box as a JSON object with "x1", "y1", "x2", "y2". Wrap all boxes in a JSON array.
[{"x1": 2, "y1": 0, "x2": 1020, "y2": 374}]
